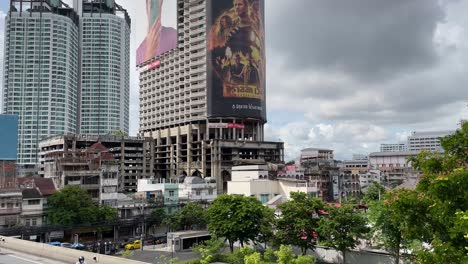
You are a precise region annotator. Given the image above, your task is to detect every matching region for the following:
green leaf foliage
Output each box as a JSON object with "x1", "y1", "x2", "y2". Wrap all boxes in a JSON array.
[
  {"x1": 294, "y1": 255, "x2": 316, "y2": 264},
  {"x1": 275, "y1": 192, "x2": 325, "y2": 255},
  {"x1": 381, "y1": 123, "x2": 468, "y2": 263},
  {"x1": 207, "y1": 195, "x2": 270, "y2": 252},
  {"x1": 362, "y1": 182, "x2": 386, "y2": 204},
  {"x1": 47, "y1": 185, "x2": 117, "y2": 226},
  {"x1": 274, "y1": 245, "x2": 295, "y2": 264},
  {"x1": 167, "y1": 202, "x2": 206, "y2": 231},
  {"x1": 317, "y1": 205, "x2": 369, "y2": 264}
]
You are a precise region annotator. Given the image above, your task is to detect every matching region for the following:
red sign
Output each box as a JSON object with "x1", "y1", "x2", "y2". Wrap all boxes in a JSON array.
[
  {"x1": 227, "y1": 123, "x2": 245, "y2": 129},
  {"x1": 139, "y1": 60, "x2": 161, "y2": 72}
]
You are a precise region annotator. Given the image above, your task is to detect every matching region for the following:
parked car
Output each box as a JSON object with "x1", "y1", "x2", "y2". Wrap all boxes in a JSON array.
[
  {"x1": 60, "y1": 242, "x2": 72, "y2": 248},
  {"x1": 124, "y1": 240, "x2": 141, "y2": 250}
]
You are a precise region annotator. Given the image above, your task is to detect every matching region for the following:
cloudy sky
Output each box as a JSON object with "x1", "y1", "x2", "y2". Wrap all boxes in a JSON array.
[{"x1": 1, "y1": 0, "x2": 467, "y2": 161}]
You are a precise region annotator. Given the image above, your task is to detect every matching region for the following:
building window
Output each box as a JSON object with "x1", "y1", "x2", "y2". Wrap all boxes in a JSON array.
[
  {"x1": 260, "y1": 194, "x2": 269, "y2": 204},
  {"x1": 28, "y1": 199, "x2": 40, "y2": 205},
  {"x1": 208, "y1": 189, "x2": 213, "y2": 195},
  {"x1": 196, "y1": 190, "x2": 201, "y2": 196},
  {"x1": 169, "y1": 191, "x2": 174, "y2": 197},
  {"x1": 32, "y1": 218, "x2": 37, "y2": 226}
]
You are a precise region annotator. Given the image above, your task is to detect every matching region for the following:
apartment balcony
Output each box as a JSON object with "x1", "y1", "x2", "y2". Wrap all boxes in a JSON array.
[
  {"x1": 80, "y1": 184, "x2": 100, "y2": 190},
  {"x1": 0, "y1": 208, "x2": 21, "y2": 216},
  {"x1": 102, "y1": 179, "x2": 118, "y2": 186}
]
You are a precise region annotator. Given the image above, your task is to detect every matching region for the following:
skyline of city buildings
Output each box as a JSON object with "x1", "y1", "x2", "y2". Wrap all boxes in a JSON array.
[{"x1": 1, "y1": 0, "x2": 130, "y2": 173}]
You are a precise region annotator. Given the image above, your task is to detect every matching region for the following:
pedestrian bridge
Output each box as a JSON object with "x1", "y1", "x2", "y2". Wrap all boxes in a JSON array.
[{"x1": 0, "y1": 236, "x2": 149, "y2": 264}]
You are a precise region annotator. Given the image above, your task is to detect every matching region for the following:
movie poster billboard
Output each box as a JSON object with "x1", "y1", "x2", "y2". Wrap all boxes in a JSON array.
[
  {"x1": 207, "y1": 0, "x2": 266, "y2": 121},
  {"x1": 136, "y1": 0, "x2": 177, "y2": 66}
]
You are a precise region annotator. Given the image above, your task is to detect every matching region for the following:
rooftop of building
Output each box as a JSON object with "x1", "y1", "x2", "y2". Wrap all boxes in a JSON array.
[
  {"x1": 301, "y1": 148, "x2": 334, "y2": 152},
  {"x1": 17, "y1": 177, "x2": 56, "y2": 196},
  {"x1": 369, "y1": 151, "x2": 419, "y2": 157},
  {"x1": 409, "y1": 130, "x2": 455, "y2": 137},
  {"x1": 22, "y1": 188, "x2": 42, "y2": 199}
]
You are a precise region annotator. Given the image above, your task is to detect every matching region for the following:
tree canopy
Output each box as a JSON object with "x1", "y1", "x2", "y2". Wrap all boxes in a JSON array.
[
  {"x1": 275, "y1": 192, "x2": 325, "y2": 255},
  {"x1": 372, "y1": 123, "x2": 468, "y2": 263},
  {"x1": 362, "y1": 182, "x2": 386, "y2": 204},
  {"x1": 207, "y1": 194, "x2": 272, "y2": 252},
  {"x1": 317, "y1": 205, "x2": 369, "y2": 264},
  {"x1": 47, "y1": 185, "x2": 117, "y2": 226},
  {"x1": 167, "y1": 202, "x2": 207, "y2": 231}
]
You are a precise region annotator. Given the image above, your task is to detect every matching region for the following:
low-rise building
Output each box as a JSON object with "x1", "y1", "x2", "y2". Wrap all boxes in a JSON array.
[
  {"x1": 17, "y1": 177, "x2": 56, "y2": 228},
  {"x1": 227, "y1": 165, "x2": 318, "y2": 206},
  {"x1": 39, "y1": 134, "x2": 154, "y2": 192},
  {"x1": 369, "y1": 151, "x2": 419, "y2": 185},
  {"x1": 0, "y1": 188, "x2": 22, "y2": 228}
]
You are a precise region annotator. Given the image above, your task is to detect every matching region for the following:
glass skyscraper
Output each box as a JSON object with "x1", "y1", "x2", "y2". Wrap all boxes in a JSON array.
[
  {"x1": 80, "y1": 0, "x2": 130, "y2": 134},
  {"x1": 2, "y1": 0, "x2": 130, "y2": 173}
]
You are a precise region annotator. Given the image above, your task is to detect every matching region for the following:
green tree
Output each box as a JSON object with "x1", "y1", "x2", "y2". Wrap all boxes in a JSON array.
[
  {"x1": 274, "y1": 245, "x2": 295, "y2": 264},
  {"x1": 385, "y1": 123, "x2": 468, "y2": 263},
  {"x1": 193, "y1": 238, "x2": 225, "y2": 264},
  {"x1": 244, "y1": 252, "x2": 263, "y2": 264},
  {"x1": 149, "y1": 207, "x2": 167, "y2": 228},
  {"x1": 317, "y1": 205, "x2": 369, "y2": 264},
  {"x1": 294, "y1": 255, "x2": 316, "y2": 264},
  {"x1": 207, "y1": 195, "x2": 267, "y2": 252},
  {"x1": 362, "y1": 182, "x2": 386, "y2": 204},
  {"x1": 167, "y1": 202, "x2": 206, "y2": 231},
  {"x1": 47, "y1": 185, "x2": 117, "y2": 226},
  {"x1": 275, "y1": 192, "x2": 325, "y2": 255},
  {"x1": 257, "y1": 205, "x2": 275, "y2": 248},
  {"x1": 263, "y1": 247, "x2": 276, "y2": 263},
  {"x1": 368, "y1": 190, "x2": 424, "y2": 264}
]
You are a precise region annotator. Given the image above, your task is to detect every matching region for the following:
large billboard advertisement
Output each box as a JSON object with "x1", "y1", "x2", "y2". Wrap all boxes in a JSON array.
[
  {"x1": 207, "y1": 0, "x2": 266, "y2": 121},
  {"x1": 136, "y1": 0, "x2": 177, "y2": 66}
]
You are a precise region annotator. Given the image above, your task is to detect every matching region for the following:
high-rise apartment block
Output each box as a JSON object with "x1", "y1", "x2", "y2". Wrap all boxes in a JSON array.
[
  {"x1": 2, "y1": 0, "x2": 130, "y2": 173},
  {"x1": 407, "y1": 130, "x2": 454, "y2": 152},
  {"x1": 138, "y1": 0, "x2": 283, "y2": 193},
  {"x1": 380, "y1": 143, "x2": 408, "y2": 152}
]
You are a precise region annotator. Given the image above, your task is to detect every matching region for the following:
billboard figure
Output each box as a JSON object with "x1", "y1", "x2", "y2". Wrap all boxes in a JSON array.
[
  {"x1": 208, "y1": 0, "x2": 265, "y2": 100},
  {"x1": 136, "y1": 0, "x2": 177, "y2": 65}
]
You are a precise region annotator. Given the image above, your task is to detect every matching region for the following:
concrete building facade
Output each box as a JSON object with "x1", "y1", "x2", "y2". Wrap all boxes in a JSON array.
[
  {"x1": 407, "y1": 130, "x2": 454, "y2": 152},
  {"x1": 227, "y1": 165, "x2": 318, "y2": 205},
  {"x1": 138, "y1": 0, "x2": 284, "y2": 193},
  {"x1": 380, "y1": 143, "x2": 408, "y2": 152},
  {"x1": 39, "y1": 134, "x2": 154, "y2": 193}
]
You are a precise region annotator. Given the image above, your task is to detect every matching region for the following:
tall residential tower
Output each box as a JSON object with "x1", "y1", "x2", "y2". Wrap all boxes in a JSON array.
[
  {"x1": 138, "y1": 0, "x2": 283, "y2": 193},
  {"x1": 2, "y1": 0, "x2": 130, "y2": 173},
  {"x1": 2, "y1": 0, "x2": 79, "y2": 173}
]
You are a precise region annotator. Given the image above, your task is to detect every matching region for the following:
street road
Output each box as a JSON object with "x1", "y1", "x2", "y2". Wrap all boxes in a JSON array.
[{"x1": 0, "y1": 248, "x2": 67, "y2": 264}]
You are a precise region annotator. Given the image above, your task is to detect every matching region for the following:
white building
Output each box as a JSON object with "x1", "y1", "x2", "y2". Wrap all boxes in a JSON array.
[
  {"x1": 380, "y1": 143, "x2": 408, "y2": 152},
  {"x1": 227, "y1": 165, "x2": 318, "y2": 205},
  {"x1": 136, "y1": 176, "x2": 217, "y2": 204},
  {"x1": 407, "y1": 130, "x2": 454, "y2": 152},
  {"x1": 368, "y1": 151, "x2": 418, "y2": 170},
  {"x1": 178, "y1": 177, "x2": 217, "y2": 202},
  {"x1": 300, "y1": 148, "x2": 334, "y2": 164}
]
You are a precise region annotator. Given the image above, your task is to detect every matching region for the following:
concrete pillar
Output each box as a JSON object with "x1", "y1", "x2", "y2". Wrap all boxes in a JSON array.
[
  {"x1": 201, "y1": 140, "x2": 206, "y2": 177},
  {"x1": 187, "y1": 124, "x2": 192, "y2": 175}
]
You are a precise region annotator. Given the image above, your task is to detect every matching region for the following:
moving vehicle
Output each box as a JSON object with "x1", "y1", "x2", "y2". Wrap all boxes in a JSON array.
[{"x1": 124, "y1": 240, "x2": 141, "y2": 250}]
